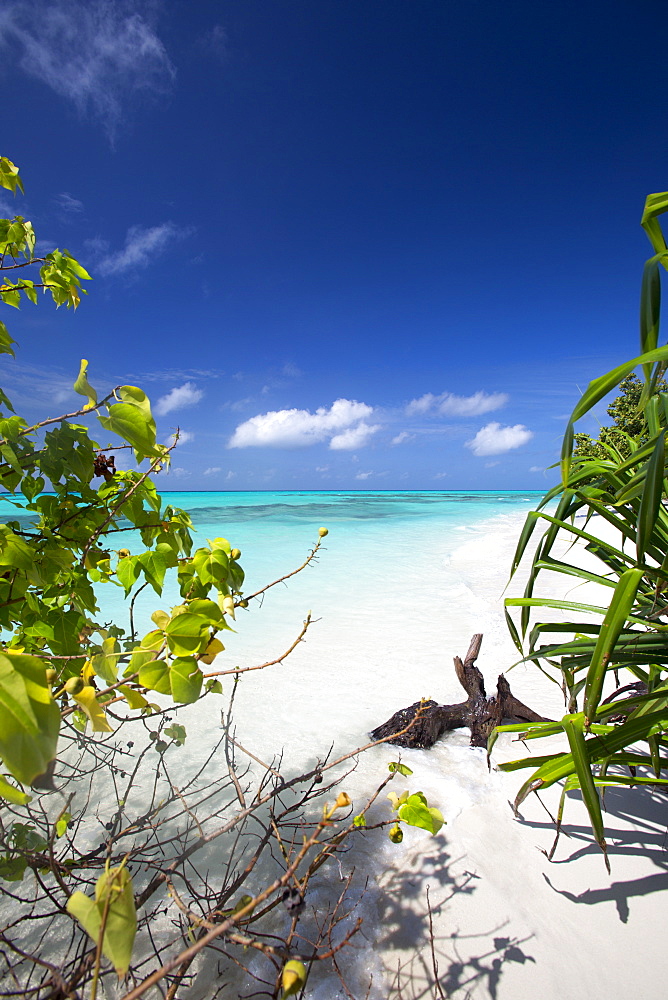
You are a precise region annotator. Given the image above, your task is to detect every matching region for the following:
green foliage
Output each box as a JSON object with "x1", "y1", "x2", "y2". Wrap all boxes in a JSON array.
[
  {"x1": 574, "y1": 373, "x2": 668, "y2": 463},
  {"x1": 497, "y1": 190, "x2": 668, "y2": 865},
  {"x1": 67, "y1": 862, "x2": 137, "y2": 977},
  {"x1": 387, "y1": 785, "x2": 445, "y2": 836},
  {"x1": 388, "y1": 761, "x2": 413, "y2": 776},
  {"x1": 0, "y1": 162, "x2": 245, "y2": 795}
]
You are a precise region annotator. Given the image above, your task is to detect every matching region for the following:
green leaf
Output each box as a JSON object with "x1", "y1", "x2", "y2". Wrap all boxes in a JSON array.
[
  {"x1": 397, "y1": 793, "x2": 445, "y2": 835},
  {"x1": 118, "y1": 685, "x2": 149, "y2": 710},
  {"x1": 353, "y1": 813, "x2": 367, "y2": 827},
  {"x1": 164, "y1": 613, "x2": 209, "y2": 657},
  {"x1": 0, "y1": 855, "x2": 28, "y2": 881},
  {"x1": 116, "y1": 554, "x2": 141, "y2": 595},
  {"x1": 583, "y1": 568, "x2": 643, "y2": 722},
  {"x1": 192, "y1": 545, "x2": 230, "y2": 587},
  {"x1": 98, "y1": 402, "x2": 158, "y2": 461},
  {"x1": 0, "y1": 653, "x2": 60, "y2": 786},
  {"x1": 636, "y1": 430, "x2": 665, "y2": 562},
  {"x1": 67, "y1": 863, "x2": 137, "y2": 977},
  {"x1": 73, "y1": 359, "x2": 97, "y2": 410},
  {"x1": 56, "y1": 812, "x2": 72, "y2": 838},
  {"x1": 169, "y1": 657, "x2": 202, "y2": 704},
  {"x1": 0, "y1": 157, "x2": 24, "y2": 195},
  {"x1": 562, "y1": 713, "x2": 609, "y2": 870},
  {"x1": 72, "y1": 686, "x2": 113, "y2": 733},
  {"x1": 138, "y1": 659, "x2": 171, "y2": 695},
  {"x1": 0, "y1": 774, "x2": 31, "y2": 805},
  {"x1": 388, "y1": 761, "x2": 413, "y2": 776},
  {"x1": 164, "y1": 723, "x2": 187, "y2": 745},
  {"x1": 0, "y1": 321, "x2": 16, "y2": 358},
  {"x1": 90, "y1": 636, "x2": 120, "y2": 686}
]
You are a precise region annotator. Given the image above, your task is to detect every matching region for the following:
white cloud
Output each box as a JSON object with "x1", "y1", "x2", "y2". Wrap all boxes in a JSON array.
[
  {"x1": 466, "y1": 422, "x2": 534, "y2": 457},
  {"x1": 229, "y1": 398, "x2": 378, "y2": 450},
  {"x1": 203, "y1": 466, "x2": 221, "y2": 476},
  {"x1": 529, "y1": 465, "x2": 546, "y2": 473},
  {"x1": 56, "y1": 192, "x2": 83, "y2": 213},
  {"x1": 355, "y1": 471, "x2": 373, "y2": 480},
  {"x1": 155, "y1": 382, "x2": 204, "y2": 417},
  {"x1": 225, "y1": 470, "x2": 236, "y2": 480},
  {"x1": 98, "y1": 223, "x2": 178, "y2": 276},
  {"x1": 330, "y1": 421, "x2": 381, "y2": 450},
  {"x1": 391, "y1": 431, "x2": 413, "y2": 445},
  {"x1": 406, "y1": 390, "x2": 508, "y2": 417},
  {"x1": 434, "y1": 472, "x2": 448, "y2": 479},
  {"x1": 0, "y1": 1, "x2": 175, "y2": 140},
  {"x1": 169, "y1": 467, "x2": 191, "y2": 479}
]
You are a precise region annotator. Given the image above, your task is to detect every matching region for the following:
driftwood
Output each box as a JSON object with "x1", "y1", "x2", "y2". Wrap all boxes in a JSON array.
[{"x1": 370, "y1": 633, "x2": 550, "y2": 749}]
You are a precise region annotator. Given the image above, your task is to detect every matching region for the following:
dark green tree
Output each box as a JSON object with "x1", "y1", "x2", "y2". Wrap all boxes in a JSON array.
[{"x1": 573, "y1": 372, "x2": 667, "y2": 461}]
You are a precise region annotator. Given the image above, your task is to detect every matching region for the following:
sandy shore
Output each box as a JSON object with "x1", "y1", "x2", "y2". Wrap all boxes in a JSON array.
[{"x1": 372, "y1": 514, "x2": 668, "y2": 1000}]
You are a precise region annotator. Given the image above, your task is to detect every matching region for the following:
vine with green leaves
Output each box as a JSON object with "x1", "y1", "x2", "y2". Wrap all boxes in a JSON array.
[{"x1": 0, "y1": 157, "x2": 443, "y2": 999}]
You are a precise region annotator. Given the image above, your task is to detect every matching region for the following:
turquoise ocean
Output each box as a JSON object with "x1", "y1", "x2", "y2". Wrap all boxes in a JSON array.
[
  {"x1": 101, "y1": 490, "x2": 549, "y2": 767},
  {"x1": 98, "y1": 490, "x2": 561, "y2": 997},
  {"x1": 14, "y1": 489, "x2": 569, "y2": 998}
]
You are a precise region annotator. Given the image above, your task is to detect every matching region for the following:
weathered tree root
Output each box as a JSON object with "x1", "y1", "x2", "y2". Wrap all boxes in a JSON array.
[{"x1": 370, "y1": 633, "x2": 550, "y2": 749}]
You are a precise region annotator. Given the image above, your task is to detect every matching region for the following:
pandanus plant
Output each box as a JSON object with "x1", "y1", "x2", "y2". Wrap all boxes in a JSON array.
[{"x1": 492, "y1": 192, "x2": 668, "y2": 870}]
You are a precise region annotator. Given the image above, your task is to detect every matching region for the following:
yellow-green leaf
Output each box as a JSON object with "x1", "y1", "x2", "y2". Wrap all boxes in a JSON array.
[
  {"x1": 67, "y1": 863, "x2": 137, "y2": 977},
  {"x1": 72, "y1": 686, "x2": 113, "y2": 733},
  {"x1": 0, "y1": 653, "x2": 60, "y2": 786},
  {"x1": 281, "y1": 959, "x2": 307, "y2": 997},
  {"x1": 73, "y1": 359, "x2": 97, "y2": 410},
  {"x1": 118, "y1": 685, "x2": 149, "y2": 710}
]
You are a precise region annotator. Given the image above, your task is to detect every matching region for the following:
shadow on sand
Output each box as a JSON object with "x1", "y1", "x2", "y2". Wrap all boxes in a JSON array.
[
  {"x1": 517, "y1": 783, "x2": 668, "y2": 924},
  {"x1": 372, "y1": 841, "x2": 535, "y2": 1000}
]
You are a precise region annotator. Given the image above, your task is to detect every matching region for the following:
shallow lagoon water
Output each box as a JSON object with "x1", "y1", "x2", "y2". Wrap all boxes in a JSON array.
[
  {"x1": 5, "y1": 490, "x2": 665, "y2": 999},
  {"x1": 96, "y1": 490, "x2": 551, "y2": 997}
]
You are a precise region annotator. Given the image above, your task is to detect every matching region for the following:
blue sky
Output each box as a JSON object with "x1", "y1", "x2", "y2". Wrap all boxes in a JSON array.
[{"x1": 1, "y1": 0, "x2": 667, "y2": 490}]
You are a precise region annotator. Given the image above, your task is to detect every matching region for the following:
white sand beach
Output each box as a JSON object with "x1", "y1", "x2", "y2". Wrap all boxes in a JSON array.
[
  {"x1": 368, "y1": 515, "x2": 668, "y2": 1000},
  {"x1": 93, "y1": 497, "x2": 668, "y2": 999}
]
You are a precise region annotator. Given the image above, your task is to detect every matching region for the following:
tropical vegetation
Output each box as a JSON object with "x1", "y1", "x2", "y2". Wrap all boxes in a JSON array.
[
  {"x1": 493, "y1": 190, "x2": 668, "y2": 870},
  {"x1": 0, "y1": 157, "x2": 442, "y2": 998}
]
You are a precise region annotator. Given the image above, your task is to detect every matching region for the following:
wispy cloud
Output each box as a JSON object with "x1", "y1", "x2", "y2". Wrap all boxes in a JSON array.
[
  {"x1": 155, "y1": 382, "x2": 204, "y2": 416},
  {"x1": 391, "y1": 431, "x2": 414, "y2": 445},
  {"x1": 229, "y1": 399, "x2": 379, "y2": 450},
  {"x1": 200, "y1": 23, "x2": 228, "y2": 62},
  {"x1": 56, "y1": 192, "x2": 83, "y2": 213},
  {"x1": 98, "y1": 223, "x2": 178, "y2": 276},
  {"x1": 0, "y1": 195, "x2": 16, "y2": 217},
  {"x1": 203, "y1": 466, "x2": 221, "y2": 476},
  {"x1": 0, "y1": 0, "x2": 176, "y2": 140},
  {"x1": 466, "y1": 422, "x2": 533, "y2": 457},
  {"x1": 406, "y1": 390, "x2": 508, "y2": 417}
]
